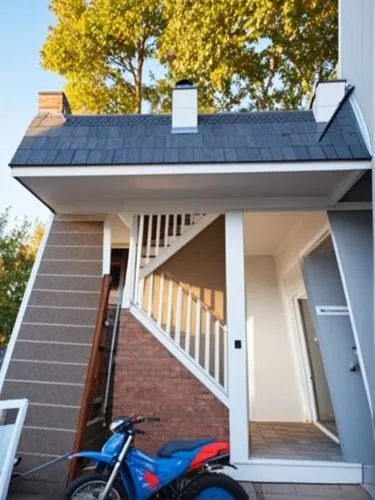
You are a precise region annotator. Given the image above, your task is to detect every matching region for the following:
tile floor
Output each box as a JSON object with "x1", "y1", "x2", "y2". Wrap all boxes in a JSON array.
[
  {"x1": 250, "y1": 422, "x2": 342, "y2": 461},
  {"x1": 242, "y1": 482, "x2": 371, "y2": 500}
]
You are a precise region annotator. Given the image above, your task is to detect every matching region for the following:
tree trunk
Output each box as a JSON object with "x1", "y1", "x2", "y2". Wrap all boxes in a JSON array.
[{"x1": 135, "y1": 45, "x2": 144, "y2": 114}]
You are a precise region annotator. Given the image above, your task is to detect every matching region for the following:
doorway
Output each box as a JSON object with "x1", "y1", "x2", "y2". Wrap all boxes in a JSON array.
[{"x1": 298, "y1": 298, "x2": 338, "y2": 440}]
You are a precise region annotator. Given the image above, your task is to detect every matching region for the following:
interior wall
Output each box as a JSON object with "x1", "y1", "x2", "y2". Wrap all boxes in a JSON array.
[
  {"x1": 109, "y1": 214, "x2": 130, "y2": 248},
  {"x1": 246, "y1": 255, "x2": 302, "y2": 421},
  {"x1": 159, "y1": 216, "x2": 226, "y2": 320},
  {"x1": 276, "y1": 212, "x2": 328, "y2": 275}
]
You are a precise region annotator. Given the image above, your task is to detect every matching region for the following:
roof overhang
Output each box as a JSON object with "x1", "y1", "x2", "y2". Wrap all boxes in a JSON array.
[{"x1": 11, "y1": 161, "x2": 371, "y2": 214}]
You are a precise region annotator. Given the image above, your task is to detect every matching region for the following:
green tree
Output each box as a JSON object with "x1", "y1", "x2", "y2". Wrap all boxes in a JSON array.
[
  {"x1": 156, "y1": 0, "x2": 338, "y2": 111},
  {"x1": 41, "y1": 0, "x2": 165, "y2": 113},
  {"x1": 0, "y1": 209, "x2": 44, "y2": 347},
  {"x1": 42, "y1": 0, "x2": 338, "y2": 113}
]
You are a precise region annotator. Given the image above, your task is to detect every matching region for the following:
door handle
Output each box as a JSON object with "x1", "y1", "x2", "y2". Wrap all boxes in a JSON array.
[{"x1": 350, "y1": 345, "x2": 360, "y2": 372}]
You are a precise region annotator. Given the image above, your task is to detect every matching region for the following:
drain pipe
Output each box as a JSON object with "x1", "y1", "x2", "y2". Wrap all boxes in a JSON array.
[{"x1": 103, "y1": 257, "x2": 127, "y2": 423}]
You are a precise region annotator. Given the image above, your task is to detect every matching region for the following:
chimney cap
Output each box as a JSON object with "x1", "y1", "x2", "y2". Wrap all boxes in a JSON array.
[
  {"x1": 38, "y1": 91, "x2": 71, "y2": 115},
  {"x1": 175, "y1": 79, "x2": 195, "y2": 88}
]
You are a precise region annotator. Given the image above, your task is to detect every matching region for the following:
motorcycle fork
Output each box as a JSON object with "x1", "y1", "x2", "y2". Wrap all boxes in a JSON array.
[{"x1": 98, "y1": 435, "x2": 133, "y2": 500}]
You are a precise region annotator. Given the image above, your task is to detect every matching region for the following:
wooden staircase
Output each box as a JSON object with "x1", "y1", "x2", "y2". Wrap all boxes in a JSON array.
[
  {"x1": 137, "y1": 213, "x2": 219, "y2": 280},
  {"x1": 130, "y1": 213, "x2": 229, "y2": 406},
  {"x1": 68, "y1": 275, "x2": 112, "y2": 481}
]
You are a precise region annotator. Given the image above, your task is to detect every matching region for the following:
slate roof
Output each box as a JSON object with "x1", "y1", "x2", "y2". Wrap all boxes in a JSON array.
[{"x1": 10, "y1": 97, "x2": 371, "y2": 167}]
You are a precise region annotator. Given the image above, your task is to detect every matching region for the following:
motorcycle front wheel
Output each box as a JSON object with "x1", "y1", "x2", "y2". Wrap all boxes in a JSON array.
[
  {"x1": 64, "y1": 472, "x2": 128, "y2": 500},
  {"x1": 181, "y1": 473, "x2": 249, "y2": 499}
]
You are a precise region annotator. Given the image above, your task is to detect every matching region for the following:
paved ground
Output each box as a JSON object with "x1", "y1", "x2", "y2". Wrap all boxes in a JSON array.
[
  {"x1": 8, "y1": 483, "x2": 372, "y2": 499},
  {"x1": 242, "y1": 483, "x2": 371, "y2": 500},
  {"x1": 250, "y1": 422, "x2": 341, "y2": 461}
]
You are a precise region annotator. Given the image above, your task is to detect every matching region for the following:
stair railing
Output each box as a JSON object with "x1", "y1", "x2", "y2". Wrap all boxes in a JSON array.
[
  {"x1": 103, "y1": 252, "x2": 128, "y2": 421},
  {"x1": 134, "y1": 213, "x2": 204, "y2": 302},
  {"x1": 67, "y1": 274, "x2": 112, "y2": 482},
  {"x1": 137, "y1": 214, "x2": 203, "y2": 267},
  {"x1": 140, "y1": 270, "x2": 228, "y2": 392}
]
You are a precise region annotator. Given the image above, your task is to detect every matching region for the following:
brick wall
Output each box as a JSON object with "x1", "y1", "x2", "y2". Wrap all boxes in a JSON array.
[{"x1": 112, "y1": 311, "x2": 229, "y2": 454}]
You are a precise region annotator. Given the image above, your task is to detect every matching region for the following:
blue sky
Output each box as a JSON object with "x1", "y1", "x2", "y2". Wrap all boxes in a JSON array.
[{"x1": 0, "y1": 1, "x2": 64, "y2": 222}]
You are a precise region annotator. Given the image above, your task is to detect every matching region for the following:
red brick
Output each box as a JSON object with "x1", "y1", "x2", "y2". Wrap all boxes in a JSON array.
[{"x1": 112, "y1": 310, "x2": 229, "y2": 454}]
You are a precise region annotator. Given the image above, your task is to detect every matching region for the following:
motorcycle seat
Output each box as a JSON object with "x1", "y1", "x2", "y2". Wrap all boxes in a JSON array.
[{"x1": 157, "y1": 438, "x2": 214, "y2": 458}]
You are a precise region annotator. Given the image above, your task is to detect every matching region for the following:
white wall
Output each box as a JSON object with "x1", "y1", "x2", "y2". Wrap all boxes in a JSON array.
[
  {"x1": 246, "y1": 256, "x2": 303, "y2": 421},
  {"x1": 276, "y1": 213, "x2": 328, "y2": 276},
  {"x1": 108, "y1": 214, "x2": 130, "y2": 247}
]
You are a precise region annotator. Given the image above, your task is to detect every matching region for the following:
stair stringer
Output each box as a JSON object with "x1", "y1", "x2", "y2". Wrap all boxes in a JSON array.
[
  {"x1": 129, "y1": 304, "x2": 229, "y2": 407},
  {"x1": 139, "y1": 214, "x2": 220, "y2": 279}
]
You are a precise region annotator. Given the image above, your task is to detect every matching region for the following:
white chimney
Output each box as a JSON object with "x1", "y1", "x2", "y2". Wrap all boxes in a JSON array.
[
  {"x1": 338, "y1": 0, "x2": 374, "y2": 133},
  {"x1": 172, "y1": 80, "x2": 198, "y2": 133},
  {"x1": 312, "y1": 80, "x2": 347, "y2": 123}
]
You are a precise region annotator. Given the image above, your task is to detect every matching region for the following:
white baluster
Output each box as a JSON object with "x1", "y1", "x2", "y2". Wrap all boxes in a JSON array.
[
  {"x1": 181, "y1": 214, "x2": 185, "y2": 234},
  {"x1": 147, "y1": 273, "x2": 154, "y2": 316},
  {"x1": 172, "y1": 214, "x2": 178, "y2": 240},
  {"x1": 185, "y1": 290, "x2": 192, "y2": 354},
  {"x1": 138, "y1": 279, "x2": 145, "y2": 308},
  {"x1": 223, "y1": 326, "x2": 228, "y2": 392},
  {"x1": 145, "y1": 214, "x2": 153, "y2": 264},
  {"x1": 214, "y1": 320, "x2": 220, "y2": 382},
  {"x1": 194, "y1": 301, "x2": 201, "y2": 363},
  {"x1": 157, "y1": 272, "x2": 164, "y2": 326},
  {"x1": 164, "y1": 215, "x2": 169, "y2": 248},
  {"x1": 155, "y1": 215, "x2": 161, "y2": 256},
  {"x1": 134, "y1": 215, "x2": 145, "y2": 304},
  {"x1": 166, "y1": 279, "x2": 173, "y2": 336},
  {"x1": 175, "y1": 285, "x2": 182, "y2": 346},
  {"x1": 205, "y1": 309, "x2": 210, "y2": 372}
]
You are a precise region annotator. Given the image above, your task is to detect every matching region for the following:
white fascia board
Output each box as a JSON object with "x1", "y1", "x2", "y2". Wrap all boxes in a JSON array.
[
  {"x1": 11, "y1": 160, "x2": 371, "y2": 178},
  {"x1": 53, "y1": 196, "x2": 329, "y2": 215}
]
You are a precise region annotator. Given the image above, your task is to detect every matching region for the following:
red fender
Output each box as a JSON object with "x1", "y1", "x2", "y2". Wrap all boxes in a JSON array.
[{"x1": 189, "y1": 442, "x2": 230, "y2": 470}]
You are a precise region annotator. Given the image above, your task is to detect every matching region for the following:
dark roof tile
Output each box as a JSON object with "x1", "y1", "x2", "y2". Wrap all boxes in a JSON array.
[
  {"x1": 71, "y1": 150, "x2": 89, "y2": 165},
  {"x1": 307, "y1": 146, "x2": 326, "y2": 160},
  {"x1": 224, "y1": 148, "x2": 238, "y2": 162},
  {"x1": 282, "y1": 147, "x2": 297, "y2": 160},
  {"x1": 11, "y1": 149, "x2": 32, "y2": 165},
  {"x1": 28, "y1": 150, "x2": 49, "y2": 164},
  {"x1": 260, "y1": 148, "x2": 272, "y2": 161},
  {"x1": 127, "y1": 149, "x2": 140, "y2": 164},
  {"x1": 294, "y1": 146, "x2": 310, "y2": 160},
  {"x1": 53, "y1": 149, "x2": 75, "y2": 164},
  {"x1": 113, "y1": 150, "x2": 129, "y2": 164},
  {"x1": 178, "y1": 147, "x2": 194, "y2": 163},
  {"x1": 9, "y1": 104, "x2": 371, "y2": 167}
]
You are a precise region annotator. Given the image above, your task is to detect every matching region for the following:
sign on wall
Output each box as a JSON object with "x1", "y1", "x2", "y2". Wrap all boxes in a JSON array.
[{"x1": 316, "y1": 305, "x2": 349, "y2": 316}]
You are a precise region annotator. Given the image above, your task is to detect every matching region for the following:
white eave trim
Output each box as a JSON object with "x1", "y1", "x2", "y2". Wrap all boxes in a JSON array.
[{"x1": 11, "y1": 160, "x2": 371, "y2": 178}]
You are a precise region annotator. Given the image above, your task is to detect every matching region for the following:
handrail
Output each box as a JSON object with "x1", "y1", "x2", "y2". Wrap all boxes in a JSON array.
[
  {"x1": 142, "y1": 270, "x2": 228, "y2": 391},
  {"x1": 67, "y1": 274, "x2": 112, "y2": 483},
  {"x1": 161, "y1": 270, "x2": 226, "y2": 327},
  {"x1": 103, "y1": 251, "x2": 127, "y2": 421},
  {"x1": 0, "y1": 399, "x2": 28, "y2": 500}
]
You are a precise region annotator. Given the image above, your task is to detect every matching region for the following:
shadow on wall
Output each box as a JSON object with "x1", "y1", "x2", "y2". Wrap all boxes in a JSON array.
[{"x1": 159, "y1": 215, "x2": 226, "y2": 321}]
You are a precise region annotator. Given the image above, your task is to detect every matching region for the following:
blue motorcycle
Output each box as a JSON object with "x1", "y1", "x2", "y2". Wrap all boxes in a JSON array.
[{"x1": 64, "y1": 415, "x2": 249, "y2": 499}]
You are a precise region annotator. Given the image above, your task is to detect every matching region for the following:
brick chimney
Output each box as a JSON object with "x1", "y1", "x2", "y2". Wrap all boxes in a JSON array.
[{"x1": 38, "y1": 91, "x2": 71, "y2": 115}]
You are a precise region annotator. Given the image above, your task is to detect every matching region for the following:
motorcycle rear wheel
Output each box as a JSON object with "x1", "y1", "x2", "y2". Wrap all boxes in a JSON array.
[
  {"x1": 64, "y1": 472, "x2": 128, "y2": 500},
  {"x1": 181, "y1": 473, "x2": 249, "y2": 499}
]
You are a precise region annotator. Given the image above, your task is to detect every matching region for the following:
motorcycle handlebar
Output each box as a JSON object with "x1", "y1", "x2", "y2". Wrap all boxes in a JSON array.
[{"x1": 133, "y1": 416, "x2": 161, "y2": 425}]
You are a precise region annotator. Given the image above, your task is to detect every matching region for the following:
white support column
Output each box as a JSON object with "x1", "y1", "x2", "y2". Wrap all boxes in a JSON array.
[
  {"x1": 122, "y1": 215, "x2": 138, "y2": 308},
  {"x1": 225, "y1": 211, "x2": 249, "y2": 462},
  {"x1": 102, "y1": 217, "x2": 112, "y2": 275}
]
